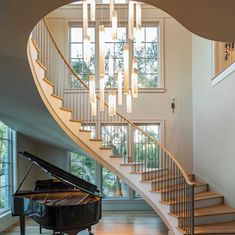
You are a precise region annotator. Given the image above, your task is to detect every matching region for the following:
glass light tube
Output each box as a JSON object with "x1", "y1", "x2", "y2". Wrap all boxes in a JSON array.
[
  {"x1": 112, "y1": 11, "x2": 118, "y2": 41},
  {"x1": 89, "y1": 75, "x2": 96, "y2": 103},
  {"x1": 136, "y1": 26, "x2": 142, "y2": 50},
  {"x1": 90, "y1": 0, "x2": 96, "y2": 21},
  {"x1": 109, "y1": 54, "x2": 114, "y2": 77},
  {"x1": 136, "y1": 2, "x2": 141, "y2": 28},
  {"x1": 110, "y1": 0, "x2": 114, "y2": 21},
  {"x1": 99, "y1": 77, "x2": 105, "y2": 111},
  {"x1": 132, "y1": 68, "x2": 138, "y2": 98},
  {"x1": 126, "y1": 90, "x2": 132, "y2": 113},
  {"x1": 91, "y1": 96, "x2": 97, "y2": 116},
  {"x1": 83, "y1": 0, "x2": 88, "y2": 37},
  {"x1": 128, "y1": 1, "x2": 134, "y2": 40},
  {"x1": 108, "y1": 90, "x2": 116, "y2": 116},
  {"x1": 123, "y1": 44, "x2": 129, "y2": 94},
  {"x1": 99, "y1": 25, "x2": 105, "y2": 77},
  {"x1": 117, "y1": 69, "x2": 123, "y2": 105},
  {"x1": 84, "y1": 34, "x2": 91, "y2": 62}
]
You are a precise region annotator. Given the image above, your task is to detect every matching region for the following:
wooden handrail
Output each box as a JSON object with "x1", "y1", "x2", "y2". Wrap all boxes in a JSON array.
[{"x1": 43, "y1": 18, "x2": 193, "y2": 186}]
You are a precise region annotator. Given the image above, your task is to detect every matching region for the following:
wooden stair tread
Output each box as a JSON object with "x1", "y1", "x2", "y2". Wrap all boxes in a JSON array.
[
  {"x1": 121, "y1": 162, "x2": 145, "y2": 166},
  {"x1": 89, "y1": 138, "x2": 102, "y2": 141},
  {"x1": 172, "y1": 204, "x2": 235, "y2": 219},
  {"x1": 194, "y1": 204, "x2": 235, "y2": 217},
  {"x1": 70, "y1": 119, "x2": 81, "y2": 123},
  {"x1": 43, "y1": 78, "x2": 55, "y2": 87},
  {"x1": 143, "y1": 174, "x2": 194, "y2": 183},
  {"x1": 60, "y1": 107, "x2": 73, "y2": 113},
  {"x1": 110, "y1": 155, "x2": 123, "y2": 158},
  {"x1": 194, "y1": 221, "x2": 235, "y2": 234},
  {"x1": 36, "y1": 59, "x2": 47, "y2": 71},
  {"x1": 152, "y1": 180, "x2": 207, "y2": 193},
  {"x1": 161, "y1": 191, "x2": 223, "y2": 205},
  {"x1": 51, "y1": 93, "x2": 63, "y2": 100},
  {"x1": 194, "y1": 191, "x2": 223, "y2": 201}
]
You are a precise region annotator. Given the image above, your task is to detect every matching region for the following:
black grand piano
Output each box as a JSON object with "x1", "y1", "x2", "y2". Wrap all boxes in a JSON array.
[{"x1": 12, "y1": 151, "x2": 102, "y2": 235}]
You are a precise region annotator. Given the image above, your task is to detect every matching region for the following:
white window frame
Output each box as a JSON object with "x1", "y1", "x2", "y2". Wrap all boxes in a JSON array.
[{"x1": 66, "y1": 4, "x2": 165, "y2": 92}]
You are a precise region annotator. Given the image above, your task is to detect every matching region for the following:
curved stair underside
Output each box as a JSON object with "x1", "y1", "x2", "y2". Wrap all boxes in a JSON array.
[{"x1": 28, "y1": 21, "x2": 235, "y2": 235}]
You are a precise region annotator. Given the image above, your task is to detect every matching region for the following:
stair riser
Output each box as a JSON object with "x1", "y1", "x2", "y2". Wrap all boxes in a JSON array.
[
  {"x1": 142, "y1": 169, "x2": 168, "y2": 181},
  {"x1": 170, "y1": 197, "x2": 223, "y2": 213},
  {"x1": 152, "y1": 175, "x2": 194, "y2": 191},
  {"x1": 194, "y1": 197, "x2": 223, "y2": 209},
  {"x1": 34, "y1": 62, "x2": 45, "y2": 80},
  {"x1": 194, "y1": 213, "x2": 235, "y2": 226}
]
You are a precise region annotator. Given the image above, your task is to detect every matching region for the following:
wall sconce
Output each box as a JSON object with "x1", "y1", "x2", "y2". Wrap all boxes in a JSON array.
[{"x1": 171, "y1": 96, "x2": 176, "y2": 113}]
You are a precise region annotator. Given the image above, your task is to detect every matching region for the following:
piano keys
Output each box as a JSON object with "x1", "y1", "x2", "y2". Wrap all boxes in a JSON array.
[{"x1": 12, "y1": 151, "x2": 102, "y2": 235}]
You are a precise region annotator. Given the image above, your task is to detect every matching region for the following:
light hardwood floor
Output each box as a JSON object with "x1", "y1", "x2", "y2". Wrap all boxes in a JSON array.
[{"x1": 1, "y1": 211, "x2": 168, "y2": 235}]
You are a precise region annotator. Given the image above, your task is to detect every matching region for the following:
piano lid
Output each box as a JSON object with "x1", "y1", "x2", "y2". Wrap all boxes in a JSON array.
[{"x1": 18, "y1": 151, "x2": 101, "y2": 196}]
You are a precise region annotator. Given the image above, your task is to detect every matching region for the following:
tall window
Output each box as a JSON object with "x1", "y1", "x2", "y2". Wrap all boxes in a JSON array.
[
  {"x1": 70, "y1": 26, "x2": 95, "y2": 86},
  {"x1": 69, "y1": 21, "x2": 161, "y2": 88},
  {"x1": 104, "y1": 27, "x2": 126, "y2": 87},
  {"x1": 0, "y1": 122, "x2": 13, "y2": 212},
  {"x1": 70, "y1": 152, "x2": 96, "y2": 184},
  {"x1": 69, "y1": 122, "x2": 161, "y2": 200},
  {"x1": 134, "y1": 26, "x2": 159, "y2": 88}
]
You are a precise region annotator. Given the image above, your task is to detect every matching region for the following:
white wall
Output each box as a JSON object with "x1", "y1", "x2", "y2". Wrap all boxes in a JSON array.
[
  {"x1": 192, "y1": 35, "x2": 235, "y2": 206},
  {"x1": 46, "y1": 5, "x2": 193, "y2": 172}
]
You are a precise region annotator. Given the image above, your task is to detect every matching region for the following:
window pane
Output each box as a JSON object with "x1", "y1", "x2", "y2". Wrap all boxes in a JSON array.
[
  {"x1": 0, "y1": 187, "x2": 10, "y2": 210},
  {"x1": 71, "y1": 43, "x2": 83, "y2": 58},
  {"x1": 102, "y1": 125, "x2": 127, "y2": 157},
  {"x1": 71, "y1": 28, "x2": 83, "y2": 42},
  {"x1": 70, "y1": 153, "x2": 96, "y2": 184},
  {"x1": 102, "y1": 167, "x2": 128, "y2": 197},
  {"x1": 146, "y1": 27, "x2": 158, "y2": 42}
]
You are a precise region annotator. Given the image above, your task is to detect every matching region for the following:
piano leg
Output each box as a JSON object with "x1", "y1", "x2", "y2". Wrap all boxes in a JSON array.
[
  {"x1": 19, "y1": 215, "x2": 25, "y2": 235},
  {"x1": 88, "y1": 226, "x2": 94, "y2": 235}
]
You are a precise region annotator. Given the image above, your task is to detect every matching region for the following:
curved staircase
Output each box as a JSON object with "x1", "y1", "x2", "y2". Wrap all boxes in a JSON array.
[{"x1": 27, "y1": 19, "x2": 235, "y2": 235}]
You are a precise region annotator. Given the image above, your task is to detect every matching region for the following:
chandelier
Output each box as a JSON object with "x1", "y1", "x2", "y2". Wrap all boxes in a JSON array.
[{"x1": 83, "y1": 0, "x2": 142, "y2": 115}]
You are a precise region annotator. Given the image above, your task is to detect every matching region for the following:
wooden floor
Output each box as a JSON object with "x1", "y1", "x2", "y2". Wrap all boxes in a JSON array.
[{"x1": 1, "y1": 211, "x2": 168, "y2": 235}]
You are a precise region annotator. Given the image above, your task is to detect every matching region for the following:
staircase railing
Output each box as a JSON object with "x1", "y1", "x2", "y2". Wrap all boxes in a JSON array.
[{"x1": 31, "y1": 19, "x2": 194, "y2": 234}]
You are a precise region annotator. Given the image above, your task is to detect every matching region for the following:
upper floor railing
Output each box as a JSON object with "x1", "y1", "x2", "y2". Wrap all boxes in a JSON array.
[{"x1": 31, "y1": 19, "x2": 194, "y2": 234}]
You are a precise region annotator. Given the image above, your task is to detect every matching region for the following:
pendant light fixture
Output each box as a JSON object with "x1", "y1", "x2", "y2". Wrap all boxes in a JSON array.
[
  {"x1": 99, "y1": 25, "x2": 105, "y2": 77},
  {"x1": 108, "y1": 90, "x2": 116, "y2": 116},
  {"x1": 112, "y1": 11, "x2": 118, "y2": 41},
  {"x1": 109, "y1": 54, "x2": 114, "y2": 77},
  {"x1": 99, "y1": 77, "x2": 105, "y2": 111},
  {"x1": 135, "y1": 2, "x2": 142, "y2": 50},
  {"x1": 84, "y1": 34, "x2": 91, "y2": 62},
  {"x1": 131, "y1": 68, "x2": 138, "y2": 98},
  {"x1": 136, "y1": 2, "x2": 141, "y2": 29},
  {"x1": 110, "y1": 0, "x2": 114, "y2": 21},
  {"x1": 83, "y1": 0, "x2": 88, "y2": 37},
  {"x1": 126, "y1": 90, "x2": 132, "y2": 113},
  {"x1": 90, "y1": 0, "x2": 96, "y2": 21},
  {"x1": 123, "y1": 44, "x2": 129, "y2": 94},
  {"x1": 117, "y1": 69, "x2": 123, "y2": 105},
  {"x1": 91, "y1": 96, "x2": 97, "y2": 116},
  {"x1": 89, "y1": 75, "x2": 96, "y2": 103},
  {"x1": 128, "y1": 1, "x2": 134, "y2": 40}
]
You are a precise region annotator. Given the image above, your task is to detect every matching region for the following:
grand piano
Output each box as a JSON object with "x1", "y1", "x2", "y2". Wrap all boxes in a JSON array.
[{"x1": 12, "y1": 151, "x2": 102, "y2": 235}]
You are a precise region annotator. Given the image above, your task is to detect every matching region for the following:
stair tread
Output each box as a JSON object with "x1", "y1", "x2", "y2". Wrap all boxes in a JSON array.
[
  {"x1": 143, "y1": 174, "x2": 194, "y2": 183},
  {"x1": 161, "y1": 191, "x2": 223, "y2": 205},
  {"x1": 51, "y1": 93, "x2": 63, "y2": 100},
  {"x1": 43, "y1": 78, "x2": 55, "y2": 87},
  {"x1": 194, "y1": 221, "x2": 235, "y2": 234},
  {"x1": 194, "y1": 204, "x2": 235, "y2": 217},
  {"x1": 172, "y1": 204, "x2": 235, "y2": 219},
  {"x1": 152, "y1": 180, "x2": 207, "y2": 193}
]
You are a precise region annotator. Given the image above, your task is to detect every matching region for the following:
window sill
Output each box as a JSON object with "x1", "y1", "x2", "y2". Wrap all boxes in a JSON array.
[
  {"x1": 0, "y1": 209, "x2": 11, "y2": 219},
  {"x1": 212, "y1": 61, "x2": 235, "y2": 87}
]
